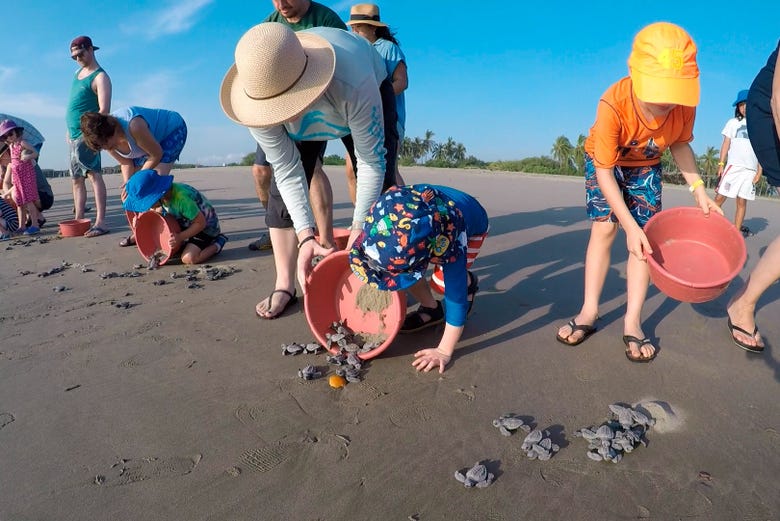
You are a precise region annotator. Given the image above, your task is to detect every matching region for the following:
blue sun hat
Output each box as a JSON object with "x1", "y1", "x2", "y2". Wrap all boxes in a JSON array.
[
  {"x1": 122, "y1": 169, "x2": 174, "y2": 212},
  {"x1": 349, "y1": 185, "x2": 466, "y2": 291},
  {"x1": 732, "y1": 89, "x2": 749, "y2": 106}
]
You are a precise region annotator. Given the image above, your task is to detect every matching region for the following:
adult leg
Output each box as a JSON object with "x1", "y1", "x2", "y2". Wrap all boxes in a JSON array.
[
  {"x1": 726, "y1": 234, "x2": 780, "y2": 350},
  {"x1": 256, "y1": 227, "x2": 298, "y2": 318},
  {"x1": 252, "y1": 164, "x2": 272, "y2": 209},
  {"x1": 88, "y1": 171, "x2": 108, "y2": 231},
  {"x1": 72, "y1": 176, "x2": 88, "y2": 219},
  {"x1": 557, "y1": 221, "x2": 617, "y2": 343}
]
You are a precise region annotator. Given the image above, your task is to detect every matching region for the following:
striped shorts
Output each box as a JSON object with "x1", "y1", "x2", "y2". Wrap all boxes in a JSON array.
[{"x1": 429, "y1": 231, "x2": 488, "y2": 294}]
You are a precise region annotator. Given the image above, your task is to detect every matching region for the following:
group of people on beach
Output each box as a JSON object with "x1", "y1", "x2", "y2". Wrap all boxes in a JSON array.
[{"x1": 3, "y1": 1, "x2": 779, "y2": 371}]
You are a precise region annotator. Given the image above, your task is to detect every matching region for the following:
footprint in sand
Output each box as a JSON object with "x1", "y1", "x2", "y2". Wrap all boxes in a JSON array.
[
  {"x1": 95, "y1": 454, "x2": 201, "y2": 486},
  {"x1": 0, "y1": 412, "x2": 15, "y2": 430}
]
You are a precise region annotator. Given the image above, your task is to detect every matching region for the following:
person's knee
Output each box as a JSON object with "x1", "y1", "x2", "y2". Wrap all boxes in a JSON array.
[
  {"x1": 72, "y1": 176, "x2": 86, "y2": 187},
  {"x1": 181, "y1": 251, "x2": 198, "y2": 265}
]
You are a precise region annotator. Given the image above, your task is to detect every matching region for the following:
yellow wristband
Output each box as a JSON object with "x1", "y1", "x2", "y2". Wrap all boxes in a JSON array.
[
  {"x1": 689, "y1": 179, "x2": 704, "y2": 192},
  {"x1": 718, "y1": 161, "x2": 725, "y2": 166}
]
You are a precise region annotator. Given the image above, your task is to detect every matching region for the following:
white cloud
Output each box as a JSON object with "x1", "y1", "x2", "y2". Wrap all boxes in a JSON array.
[
  {"x1": 122, "y1": 0, "x2": 214, "y2": 39},
  {"x1": 0, "y1": 91, "x2": 65, "y2": 119},
  {"x1": 114, "y1": 71, "x2": 179, "y2": 108}
]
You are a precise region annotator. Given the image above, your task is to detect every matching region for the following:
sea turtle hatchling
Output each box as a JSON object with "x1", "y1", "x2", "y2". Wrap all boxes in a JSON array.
[
  {"x1": 454, "y1": 462, "x2": 494, "y2": 488},
  {"x1": 297, "y1": 365, "x2": 322, "y2": 380},
  {"x1": 521, "y1": 429, "x2": 543, "y2": 451},
  {"x1": 492, "y1": 414, "x2": 531, "y2": 436},
  {"x1": 281, "y1": 343, "x2": 304, "y2": 356}
]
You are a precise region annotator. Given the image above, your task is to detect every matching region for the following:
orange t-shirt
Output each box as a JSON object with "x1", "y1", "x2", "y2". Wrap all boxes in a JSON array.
[{"x1": 584, "y1": 77, "x2": 696, "y2": 169}]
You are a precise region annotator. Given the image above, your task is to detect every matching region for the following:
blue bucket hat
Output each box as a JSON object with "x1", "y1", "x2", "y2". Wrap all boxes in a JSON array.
[
  {"x1": 732, "y1": 89, "x2": 749, "y2": 106},
  {"x1": 122, "y1": 169, "x2": 174, "y2": 212},
  {"x1": 348, "y1": 185, "x2": 466, "y2": 291}
]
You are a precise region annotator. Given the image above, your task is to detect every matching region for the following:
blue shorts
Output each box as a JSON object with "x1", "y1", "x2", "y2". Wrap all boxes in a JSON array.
[
  {"x1": 585, "y1": 155, "x2": 662, "y2": 228},
  {"x1": 132, "y1": 123, "x2": 188, "y2": 168}
]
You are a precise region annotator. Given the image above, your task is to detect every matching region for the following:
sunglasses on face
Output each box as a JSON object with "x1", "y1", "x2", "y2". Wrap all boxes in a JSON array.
[{"x1": 71, "y1": 50, "x2": 87, "y2": 60}]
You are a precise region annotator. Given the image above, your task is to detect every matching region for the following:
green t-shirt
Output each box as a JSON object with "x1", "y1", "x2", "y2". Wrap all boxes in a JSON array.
[
  {"x1": 162, "y1": 183, "x2": 220, "y2": 237},
  {"x1": 263, "y1": 1, "x2": 347, "y2": 30}
]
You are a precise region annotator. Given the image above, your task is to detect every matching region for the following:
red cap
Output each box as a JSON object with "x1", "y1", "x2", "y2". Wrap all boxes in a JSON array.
[{"x1": 70, "y1": 35, "x2": 99, "y2": 51}]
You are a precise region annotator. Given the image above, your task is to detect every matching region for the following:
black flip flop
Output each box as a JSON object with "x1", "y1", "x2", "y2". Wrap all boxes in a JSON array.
[
  {"x1": 623, "y1": 335, "x2": 657, "y2": 363},
  {"x1": 400, "y1": 301, "x2": 444, "y2": 333},
  {"x1": 556, "y1": 318, "x2": 597, "y2": 346},
  {"x1": 466, "y1": 271, "x2": 479, "y2": 315},
  {"x1": 727, "y1": 319, "x2": 764, "y2": 353},
  {"x1": 256, "y1": 289, "x2": 298, "y2": 319}
]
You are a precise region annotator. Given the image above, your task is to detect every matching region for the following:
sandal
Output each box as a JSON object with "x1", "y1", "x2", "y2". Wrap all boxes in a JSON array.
[
  {"x1": 556, "y1": 318, "x2": 597, "y2": 346},
  {"x1": 256, "y1": 289, "x2": 298, "y2": 319},
  {"x1": 623, "y1": 335, "x2": 657, "y2": 363},
  {"x1": 467, "y1": 271, "x2": 479, "y2": 315},
  {"x1": 400, "y1": 300, "x2": 444, "y2": 333},
  {"x1": 119, "y1": 235, "x2": 136, "y2": 247},
  {"x1": 727, "y1": 318, "x2": 764, "y2": 353}
]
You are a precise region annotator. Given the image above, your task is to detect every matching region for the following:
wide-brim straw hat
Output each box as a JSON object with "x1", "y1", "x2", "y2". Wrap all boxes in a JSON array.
[
  {"x1": 220, "y1": 22, "x2": 336, "y2": 128},
  {"x1": 346, "y1": 4, "x2": 387, "y2": 27}
]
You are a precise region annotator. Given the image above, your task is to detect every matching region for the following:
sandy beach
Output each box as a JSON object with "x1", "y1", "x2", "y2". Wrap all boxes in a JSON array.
[{"x1": 1, "y1": 166, "x2": 778, "y2": 521}]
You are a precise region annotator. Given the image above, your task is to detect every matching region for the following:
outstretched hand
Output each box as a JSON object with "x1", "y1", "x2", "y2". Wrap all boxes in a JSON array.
[
  {"x1": 693, "y1": 189, "x2": 724, "y2": 217},
  {"x1": 297, "y1": 241, "x2": 335, "y2": 294},
  {"x1": 412, "y1": 348, "x2": 452, "y2": 373}
]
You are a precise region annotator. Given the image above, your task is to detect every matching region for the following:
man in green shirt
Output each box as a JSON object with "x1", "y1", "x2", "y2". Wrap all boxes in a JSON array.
[{"x1": 247, "y1": 0, "x2": 347, "y2": 253}]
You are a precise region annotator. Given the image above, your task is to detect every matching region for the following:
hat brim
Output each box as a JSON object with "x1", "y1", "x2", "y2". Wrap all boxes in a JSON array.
[
  {"x1": 220, "y1": 32, "x2": 336, "y2": 128},
  {"x1": 630, "y1": 69, "x2": 700, "y2": 107},
  {"x1": 349, "y1": 239, "x2": 424, "y2": 292},
  {"x1": 346, "y1": 19, "x2": 387, "y2": 27},
  {"x1": 122, "y1": 175, "x2": 173, "y2": 213}
]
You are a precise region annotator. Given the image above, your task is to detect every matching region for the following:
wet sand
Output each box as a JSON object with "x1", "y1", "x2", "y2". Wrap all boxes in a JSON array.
[{"x1": 1, "y1": 166, "x2": 778, "y2": 520}]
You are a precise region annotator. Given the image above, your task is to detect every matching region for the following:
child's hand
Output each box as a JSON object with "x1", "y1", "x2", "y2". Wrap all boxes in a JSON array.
[
  {"x1": 625, "y1": 227, "x2": 652, "y2": 261},
  {"x1": 412, "y1": 348, "x2": 452, "y2": 373},
  {"x1": 169, "y1": 232, "x2": 182, "y2": 249}
]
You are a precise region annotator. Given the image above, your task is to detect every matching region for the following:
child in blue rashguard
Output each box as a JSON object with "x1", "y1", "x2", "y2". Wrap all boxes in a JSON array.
[{"x1": 349, "y1": 184, "x2": 489, "y2": 373}]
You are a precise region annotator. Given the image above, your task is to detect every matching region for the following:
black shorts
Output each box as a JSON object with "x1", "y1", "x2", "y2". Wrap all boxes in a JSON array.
[
  {"x1": 187, "y1": 231, "x2": 219, "y2": 251},
  {"x1": 747, "y1": 92, "x2": 780, "y2": 186},
  {"x1": 266, "y1": 141, "x2": 327, "y2": 229},
  {"x1": 343, "y1": 77, "x2": 398, "y2": 193},
  {"x1": 38, "y1": 191, "x2": 54, "y2": 211},
  {"x1": 254, "y1": 143, "x2": 270, "y2": 167}
]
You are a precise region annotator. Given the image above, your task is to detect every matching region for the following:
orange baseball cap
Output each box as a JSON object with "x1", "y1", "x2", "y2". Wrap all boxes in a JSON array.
[{"x1": 628, "y1": 22, "x2": 700, "y2": 107}]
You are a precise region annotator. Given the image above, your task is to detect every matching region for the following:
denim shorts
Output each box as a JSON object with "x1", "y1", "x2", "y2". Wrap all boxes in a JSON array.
[
  {"x1": 68, "y1": 136, "x2": 101, "y2": 178},
  {"x1": 585, "y1": 155, "x2": 662, "y2": 228}
]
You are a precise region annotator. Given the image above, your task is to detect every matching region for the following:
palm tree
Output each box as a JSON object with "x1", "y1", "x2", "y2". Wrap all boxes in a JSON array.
[
  {"x1": 699, "y1": 146, "x2": 719, "y2": 182},
  {"x1": 421, "y1": 130, "x2": 436, "y2": 163},
  {"x1": 572, "y1": 134, "x2": 587, "y2": 174},
  {"x1": 551, "y1": 136, "x2": 574, "y2": 173}
]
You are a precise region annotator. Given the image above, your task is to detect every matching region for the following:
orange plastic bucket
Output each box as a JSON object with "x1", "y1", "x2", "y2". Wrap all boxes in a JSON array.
[
  {"x1": 59, "y1": 218, "x2": 91, "y2": 237},
  {"x1": 644, "y1": 207, "x2": 746, "y2": 303},
  {"x1": 304, "y1": 250, "x2": 406, "y2": 360},
  {"x1": 134, "y1": 211, "x2": 182, "y2": 265}
]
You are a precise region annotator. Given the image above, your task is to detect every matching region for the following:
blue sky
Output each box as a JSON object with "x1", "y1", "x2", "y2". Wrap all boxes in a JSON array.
[{"x1": 2, "y1": 1, "x2": 777, "y2": 170}]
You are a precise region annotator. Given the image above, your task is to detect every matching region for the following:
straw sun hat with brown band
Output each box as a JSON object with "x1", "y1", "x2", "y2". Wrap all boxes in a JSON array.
[{"x1": 220, "y1": 22, "x2": 336, "y2": 128}]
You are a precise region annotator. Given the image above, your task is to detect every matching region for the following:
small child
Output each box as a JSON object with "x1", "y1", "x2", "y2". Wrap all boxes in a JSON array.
[
  {"x1": 122, "y1": 169, "x2": 228, "y2": 265},
  {"x1": 0, "y1": 196, "x2": 20, "y2": 240},
  {"x1": 554, "y1": 22, "x2": 721, "y2": 362},
  {"x1": 714, "y1": 89, "x2": 762, "y2": 236},
  {"x1": 0, "y1": 120, "x2": 41, "y2": 235},
  {"x1": 349, "y1": 184, "x2": 489, "y2": 373}
]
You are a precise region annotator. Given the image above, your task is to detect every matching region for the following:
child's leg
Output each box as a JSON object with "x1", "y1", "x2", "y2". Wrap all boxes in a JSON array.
[
  {"x1": 734, "y1": 197, "x2": 747, "y2": 230},
  {"x1": 624, "y1": 253, "x2": 654, "y2": 358},
  {"x1": 25, "y1": 202, "x2": 40, "y2": 226},
  {"x1": 180, "y1": 235, "x2": 227, "y2": 265},
  {"x1": 17, "y1": 204, "x2": 27, "y2": 232},
  {"x1": 407, "y1": 278, "x2": 437, "y2": 308},
  {"x1": 714, "y1": 193, "x2": 727, "y2": 207},
  {"x1": 557, "y1": 221, "x2": 617, "y2": 342}
]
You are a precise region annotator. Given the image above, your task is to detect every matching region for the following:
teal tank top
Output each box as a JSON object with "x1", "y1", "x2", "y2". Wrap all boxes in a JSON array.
[{"x1": 65, "y1": 68, "x2": 104, "y2": 139}]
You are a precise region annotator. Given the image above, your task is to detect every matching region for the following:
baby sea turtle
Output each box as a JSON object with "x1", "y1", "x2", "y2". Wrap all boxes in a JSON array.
[
  {"x1": 454, "y1": 462, "x2": 494, "y2": 488},
  {"x1": 53, "y1": 285, "x2": 67, "y2": 292},
  {"x1": 521, "y1": 429, "x2": 543, "y2": 451},
  {"x1": 303, "y1": 342, "x2": 322, "y2": 354},
  {"x1": 297, "y1": 365, "x2": 322, "y2": 380},
  {"x1": 147, "y1": 251, "x2": 165, "y2": 270},
  {"x1": 578, "y1": 403, "x2": 655, "y2": 463},
  {"x1": 282, "y1": 343, "x2": 304, "y2": 356},
  {"x1": 492, "y1": 414, "x2": 531, "y2": 436}
]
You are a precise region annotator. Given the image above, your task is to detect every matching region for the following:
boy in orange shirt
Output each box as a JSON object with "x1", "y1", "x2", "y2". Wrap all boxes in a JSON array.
[{"x1": 555, "y1": 22, "x2": 721, "y2": 362}]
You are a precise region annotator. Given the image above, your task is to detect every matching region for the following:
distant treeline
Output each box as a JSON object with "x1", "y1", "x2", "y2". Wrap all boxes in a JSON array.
[{"x1": 42, "y1": 164, "x2": 201, "y2": 178}]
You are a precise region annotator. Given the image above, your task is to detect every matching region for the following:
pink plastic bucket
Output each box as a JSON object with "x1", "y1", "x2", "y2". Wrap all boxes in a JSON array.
[
  {"x1": 134, "y1": 211, "x2": 182, "y2": 265},
  {"x1": 644, "y1": 207, "x2": 746, "y2": 303},
  {"x1": 304, "y1": 250, "x2": 406, "y2": 360}
]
